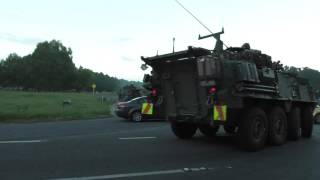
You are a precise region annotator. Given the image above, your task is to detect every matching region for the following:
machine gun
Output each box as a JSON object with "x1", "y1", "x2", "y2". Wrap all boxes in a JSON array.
[
  {"x1": 174, "y1": 0, "x2": 228, "y2": 53},
  {"x1": 198, "y1": 28, "x2": 225, "y2": 53}
]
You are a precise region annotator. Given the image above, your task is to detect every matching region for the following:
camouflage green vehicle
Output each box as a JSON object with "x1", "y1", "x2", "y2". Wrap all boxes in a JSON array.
[
  {"x1": 141, "y1": 30, "x2": 317, "y2": 151},
  {"x1": 314, "y1": 105, "x2": 320, "y2": 124}
]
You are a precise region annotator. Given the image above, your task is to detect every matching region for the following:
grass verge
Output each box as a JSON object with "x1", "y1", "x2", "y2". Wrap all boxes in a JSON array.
[{"x1": 0, "y1": 90, "x2": 117, "y2": 123}]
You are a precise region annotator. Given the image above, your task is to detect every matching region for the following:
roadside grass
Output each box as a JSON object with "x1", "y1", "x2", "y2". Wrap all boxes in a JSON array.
[{"x1": 0, "y1": 90, "x2": 117, "y2": 123}]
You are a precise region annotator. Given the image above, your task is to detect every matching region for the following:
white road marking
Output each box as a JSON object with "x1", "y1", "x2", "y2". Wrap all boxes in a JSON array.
[
  {"x1": 0, "y1": 140, "x2": 46, "y2": 144},
  {"x1": 50, "y1": 169, "x2": 182, "y2": 180},
  {"x1": 49, "y1": 167, "x2": 212, "y2": 180},
  {"x1": 118, "y1": 136, "x2": 157, "y2": 140},
  {"x1": 45, "y1": 126, "x2": 167, "y2": 141}
]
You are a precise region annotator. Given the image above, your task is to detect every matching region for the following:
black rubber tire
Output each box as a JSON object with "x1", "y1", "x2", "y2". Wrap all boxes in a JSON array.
[
  {"x1": 301, "y1": 106, "x2": 314, "y2": 138},
  {"x1": 314, "y1": 114, "x2": 320, "y2": 124},
  {"x1": 171, "y1": 122, "x2": 197, "y2": 139},
  {"x1": 131, "y1": 111, "x2": 142, "y2": 122},
  {"x1": 199, "y1": 125, "x2": 219, "y2": 137},
  {"x1": 238, "y1": 107, "x2": 268, "y2": 151},
  {"x1": 268, "y1": 106, "x2": 287, "y2": 145},
  {"x1": 288, "y1": 107, "x2": 301, "y2": 140},
  {"x1": 224, "y1": 125, "x2": 236, "y2": 134}
]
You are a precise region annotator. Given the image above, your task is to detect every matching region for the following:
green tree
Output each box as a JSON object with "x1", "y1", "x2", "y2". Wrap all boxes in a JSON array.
[
  {"x1": 0, "y1": 39, "x2": 139, "y2": 92},
  {"x1": 30, "y1": 40, "x2": 77, "y2": 91},
  {"x1": 93, "y1": 72, "x2": 120, "y2": 92},
  {"x1": 0, "y1": 53, "x2": 26, "y2": 88},
  {"x1": 73, "y1": 66, "x2": 94, "y2": 91}
]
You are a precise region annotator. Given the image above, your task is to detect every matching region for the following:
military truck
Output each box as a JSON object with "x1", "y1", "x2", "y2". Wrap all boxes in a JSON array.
[{"x1": 141, "y1": 30, "x2": 317, "y2": 151}]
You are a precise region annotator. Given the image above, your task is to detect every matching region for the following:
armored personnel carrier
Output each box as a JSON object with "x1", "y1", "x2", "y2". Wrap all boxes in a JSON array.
[{"x1": 140, "y1": 29, "x2": 317, "y2": 151}]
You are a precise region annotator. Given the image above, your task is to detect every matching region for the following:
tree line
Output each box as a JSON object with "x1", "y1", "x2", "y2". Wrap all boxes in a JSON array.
[
  {"x1": 0, "y1": 40, "x2": 139, "y2": 92},
  {"x1": 0, "y1": 40, "x2": 319, "y2": 95}
]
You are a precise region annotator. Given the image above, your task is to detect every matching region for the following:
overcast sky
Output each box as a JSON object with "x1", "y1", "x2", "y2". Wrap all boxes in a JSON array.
[{"x1": 0, "y1": 0, "x2": 319, "y2": 81}]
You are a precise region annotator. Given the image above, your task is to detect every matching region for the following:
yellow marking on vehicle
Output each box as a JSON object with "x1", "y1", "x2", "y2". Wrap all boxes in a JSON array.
[
  {"x1": 213, "y1": 105, "x2": 227, "y2": 121},
  {"x1": 142, "y1": 103, "x2": 153, "y2": 115}
]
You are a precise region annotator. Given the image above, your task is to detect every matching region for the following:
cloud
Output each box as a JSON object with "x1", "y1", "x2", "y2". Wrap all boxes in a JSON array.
[
  {"x1": 118, "y1": 38, "x2": 131, "y2": 42},
  {"x1": 0, "y1": 33, "x2": 43, "y2": 45},
  {"x1": 121, "y1": 56, "x2": 136, "y2": 62}
]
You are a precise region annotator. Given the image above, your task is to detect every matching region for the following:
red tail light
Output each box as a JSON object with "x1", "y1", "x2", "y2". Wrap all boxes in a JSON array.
[
  {"x1": 151, "y1": 89, "x2": 157, "y2": 96},
  {"x1": 209, "y1": 86, "x2": 217, "y2": 94}
]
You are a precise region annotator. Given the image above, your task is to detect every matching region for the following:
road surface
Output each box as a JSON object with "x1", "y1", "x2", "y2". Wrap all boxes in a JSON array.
[{"x1": 0, "y1": 118, "x2": 319, "y2": 180}]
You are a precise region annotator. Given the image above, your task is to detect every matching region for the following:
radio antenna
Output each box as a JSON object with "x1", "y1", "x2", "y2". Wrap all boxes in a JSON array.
[
  {"x1": 174, "y1": 0, "x2": 213, "y2": 34},
  {"x1": 174, "y1": 0, "x2": 228, "y2": 49}
]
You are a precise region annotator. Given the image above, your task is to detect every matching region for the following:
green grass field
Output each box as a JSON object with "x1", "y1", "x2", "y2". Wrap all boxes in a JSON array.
[{"x1": 0, "y1": 90, "x2": 117, "y2": 123}]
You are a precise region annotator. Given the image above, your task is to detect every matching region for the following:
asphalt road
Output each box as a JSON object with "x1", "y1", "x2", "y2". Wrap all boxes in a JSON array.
[{"x1": 0, "y1": 118, "x2": 320, "y2": 180}]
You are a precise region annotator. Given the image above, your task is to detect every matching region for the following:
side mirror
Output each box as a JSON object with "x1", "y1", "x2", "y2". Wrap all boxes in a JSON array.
[{"x1": 141, "y1": 64, "x2": 148, "y2": 71}]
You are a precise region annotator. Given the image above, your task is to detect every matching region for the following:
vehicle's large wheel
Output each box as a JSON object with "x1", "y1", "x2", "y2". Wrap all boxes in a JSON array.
[
  {"x1": 314, "y1": 113, "x2": 320, "y2": 124},
  {"x1": 301, "y1": 106, "x2": 314, "y2": 138},
  {"x1": 131, "y1": 111, "x2": 142, "y2": 122},
  {"x1": 268, "y1": 106, "x2": 287, "y2": 145},
  {"x1": 199, "y1": 125, "x2": 219, "y2": 137},
  {"x1": 288, "y1": 106, "x2": 301, "y2": 140},
  {"x1": 224, "y1": 125, "x2": 236, "y2": 134},
  {"x1": 238, "y1": 107, "x2": 268, "y2": 151},
  {"x1": 171, "y1": 122, "x2": 197, "y2": 139}
]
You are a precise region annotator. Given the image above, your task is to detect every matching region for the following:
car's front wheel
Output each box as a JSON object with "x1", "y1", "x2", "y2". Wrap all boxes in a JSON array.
[{"x1": 131, "y1": 111, "x2": 142, "y2": 122}]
